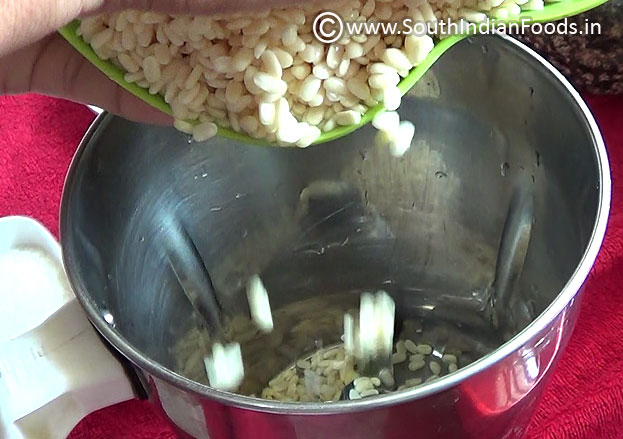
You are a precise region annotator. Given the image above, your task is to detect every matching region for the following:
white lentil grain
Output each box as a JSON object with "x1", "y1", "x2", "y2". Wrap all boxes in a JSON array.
[
  {"x1": 355, "y1": 378, "x2": 374, "y2": 394},
  {"x1": 419, "y1": 2, "x2": 438, "y2": 21},
  {"x1": 253, "y1": 40, "x2": 268, "y2": 59},
  {"x1": 489, "y1": 7, "x2": 510, "y2": 17},
  {"x1": 308, "y1": 93, "x2": 324, "y2": 107},
  {"x1": 382, "y1": 86, "x2": 401, "y2": 111},
  {"x1": 395, "y1": 340, "x2": 407, "y2": 355},
  {"x1": 369, "y1": 72, "x2": 400, "y2": 89},
  {"x1": 291, "y1": 64, "x2": 311, "y2": 80},
  {"x1": 282, "y1": 25, "x2": 298, "y2": 46},
  {"x1": 337, "y1": 59, "x2": 350, "y2": 77},
  {"x1": 312, "y1": 63, "x2": 331, "y2": 80},
  {"x1": 299, "y1": 76, "x2": 322, "y2": 102},
  {"x1": 405, "y1": 378, "x2": 423, "y2": 387},
  {"x1": 429, "y1": 361, "x2": 442, "y2": 375},
  {"x1": 326, "y1": 44, "x2": 342, "y2": 69},
  {"x1": 349, "y1": 389, "x2": 362, "y2": 399},
  {"x1": 243, "y1": 20, "x2": 270, "y2": 36},
  {"x1": 392, "y1": 351, "x2": 407, "y2": 364},
  {"x1": 408, "y1": 359, "x2": 426, "y2": 371},
  {"x1": 204, "y1": 342, "x2": 244, "y2": 391},
  {"x1": 404, "y1": 339, "x2": 418, "y2": 354},
  {"x1": 253, "y1": 73, "x2": 287, "y2": 95},
  {"x1": 273, "y1": 48, "x2": 294, "y2": 68},
  {"x1": 522, "y1": 0, "x2": 544, "y2": 8},
  {"x1": 360, "y1": 389, "x2": 379, "y2": 397},
  {"x1": 442, "y1": 354, "x2": 458, "y2": 364},
  {"x1": 324, "y1": 77, "x2": 348, "y2": 95},
  {"x1": 240, "y1": 115, "x2": 259, "y2": 134},
  {"x1": 304, "y1": 107, "x2": 325, "y2": 126},
  {"x1": 416, "y1": 344, "x2": 433, "y2": 355},
  {"x1": 174, "y1": 120, "x2": 194, "y2": 134},
  {"x1": 277, "y1": 119, "x2": 303, "y2": 143},
  {"x1": 179, "y1": 84, "x2": 200, "y2": 104},
  {"x1": 379, "y1": 369, "x2": 395, "y2": 387},
  {"x1": 352, "y1": 103, "x2": 368, "y2": 114},
  {"x1": 296, "y1": 125, "x2": 321, "y2": 148},
  {"x1": 258, "y1": 102, "x2": 276, "y2": 126},
  {"x1": 507, "y1": 2, "x2": 522, "y2": 14},
  {"x1": 297, "y1": 359, "x2": 311, "y2": 369},
  {"x1": 389, "y1": 120, "x2": 415, "y2": 157},
  {"x1": 346, "y1": 42, "x2": 364, "y2": 59},
  {"x1": 300, "y1": 44, "x2": 323, "y2": 63},
  {"x1": 261, "y1": 50, "x2": 282, "y2": 77},
  {"x1": 91, "y1": 28, "x2": 114, "y2": 49},
  {"x1": 368, "y1": 63, "x2": 398, "y2": 75},
  {"x1": 118, "y1": 53, "x2": 140, "y2": 73},
  {"x1": 382, "y1": 48, "x2": 413, "y2": 71},
  {"x1": 404, "y1": 35, "x2": 435, "y2": 65},
  {"x1": 336, "y1": 110, "x2": 361, "y2": 126},
  {"x1": 149, "y1": 79, "x2": 166, "y2": 95},
  {"x1": 232, "y1": 47, "x2": 254, "y2": 72},
  {"x1": 372, "y1": 111, "x2": 400, "y2": 131},
  {"x1": 246, "y1": 275, "x2": 274, "y2": 332}
]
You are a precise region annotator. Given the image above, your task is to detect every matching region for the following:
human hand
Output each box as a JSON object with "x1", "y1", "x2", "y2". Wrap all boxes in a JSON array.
[{"x1": 0, "y1": 0, "x2": 307, "y2": 124}]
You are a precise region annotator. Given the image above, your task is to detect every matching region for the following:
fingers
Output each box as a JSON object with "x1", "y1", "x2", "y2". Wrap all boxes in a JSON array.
[
  {"x1": 0, "y1": 0, "x2": 325, "y2": 57},
  {"x1": 0, "y1": 0, "x2": 105, "y2": 57},
  {"x1": 0, "y1": 34, "x2": 172, "y2": 125},
  {"x1": 99, "y1": 0, "x2": 324, "y2": 16}
]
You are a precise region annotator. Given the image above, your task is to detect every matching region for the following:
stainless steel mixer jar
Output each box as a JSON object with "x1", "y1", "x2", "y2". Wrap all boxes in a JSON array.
[{"x1": 58, "y1": 34, "x2": 610, "y2": 439}]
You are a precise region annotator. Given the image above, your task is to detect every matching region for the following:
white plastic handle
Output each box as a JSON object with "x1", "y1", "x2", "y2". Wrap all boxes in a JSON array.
[{"x1": 0, "y1": 216, "x2": 135, "y2": 439}]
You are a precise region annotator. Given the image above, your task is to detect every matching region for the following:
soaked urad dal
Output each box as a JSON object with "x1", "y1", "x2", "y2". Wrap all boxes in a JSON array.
[
  {"x1": 173, "y1": 291, "x2": 471, "y2": 402},
  {"x1": 75, "y1": 0, "x2": 558, "y2": 145}
]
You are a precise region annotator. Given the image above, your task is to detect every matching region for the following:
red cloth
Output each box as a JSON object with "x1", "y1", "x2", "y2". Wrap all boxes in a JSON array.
[{"x1": 0, "y1": 93, "x2": 622, "y2": 439}]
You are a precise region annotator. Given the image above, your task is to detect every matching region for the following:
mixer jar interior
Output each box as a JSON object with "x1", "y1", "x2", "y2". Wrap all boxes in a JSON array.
[{"x1": 62, "y1": 35, "x2": 601, "y2": 397}]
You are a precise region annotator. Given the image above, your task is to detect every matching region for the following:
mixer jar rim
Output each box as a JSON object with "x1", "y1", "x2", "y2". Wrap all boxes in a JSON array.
[{"x1": 60, "y1": 33, "x2": 611, "y2": 413}]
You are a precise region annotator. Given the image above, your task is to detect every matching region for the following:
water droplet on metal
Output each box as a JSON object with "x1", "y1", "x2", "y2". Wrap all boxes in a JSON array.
[
  {"x1": 481, "y1": 45, "x2": 488, "y2": 54},
  {"x1": 103, "y1": 310, "x2": 114, "y2": 326},
  {"x1": 202, "y1": 173, "x2": 208, "y2": 178},
  {"x1": 435, "y1": 171, "x2": 447, "y2": 179},
  {"x1": 294, "y1": 243, "x2": 326, "y2": 256},
  {"x1": 210, "y1": 206, "x2": 223, "y2": 212},
  {"x1": 187, "y1": 136, "x2": 193, "y2": 144}
]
